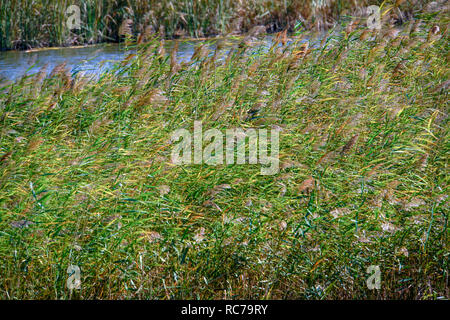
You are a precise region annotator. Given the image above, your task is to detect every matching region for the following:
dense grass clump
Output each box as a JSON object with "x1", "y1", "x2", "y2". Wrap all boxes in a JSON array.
[{"x1": 0, "y1": 9, "x2": 448, "y2": 299}]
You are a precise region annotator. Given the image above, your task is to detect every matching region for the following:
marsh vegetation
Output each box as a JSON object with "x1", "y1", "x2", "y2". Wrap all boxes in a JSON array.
[
  {"x1": 0, "y1": 0, "x2": 448, "y2": 299},
  {"x1": 0, "y1": 0, "x2": 425, "y2": 50}
]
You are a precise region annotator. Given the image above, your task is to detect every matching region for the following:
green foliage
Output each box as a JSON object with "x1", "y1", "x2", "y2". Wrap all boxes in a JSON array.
[
  {"x1": 0, "y1": 0, "x2": 394, "y2": 50},
  {"x1": 0, "y1": 7, "x2": 448, "y2": 299}
]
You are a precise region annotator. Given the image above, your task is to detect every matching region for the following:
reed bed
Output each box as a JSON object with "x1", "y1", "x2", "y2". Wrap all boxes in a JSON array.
[
  {"x1": 0, "y1": 0, "x2": 426, "y2": 51},
  {"x1": 0, "y1": 4, "x2": 448, "y2": 299}
]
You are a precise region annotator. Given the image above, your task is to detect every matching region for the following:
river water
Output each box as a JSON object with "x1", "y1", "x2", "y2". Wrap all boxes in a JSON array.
[
  {"x1": 0, "y1": 37, "x2": 279, "y2": 82},
  {"x1": 0, "y1": 33, "x2": 327, "y2": 83}
]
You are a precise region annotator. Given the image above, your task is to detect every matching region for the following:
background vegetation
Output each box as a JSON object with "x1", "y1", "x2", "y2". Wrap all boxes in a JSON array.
[{"x1": 0, "y1": 0, "x2": 433, "y2": 50}]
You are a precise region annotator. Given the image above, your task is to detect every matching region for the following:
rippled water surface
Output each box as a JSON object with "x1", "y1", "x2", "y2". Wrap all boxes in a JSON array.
[{"x1": 0, "y1": 34, "x2": 319, "y2": 82}]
